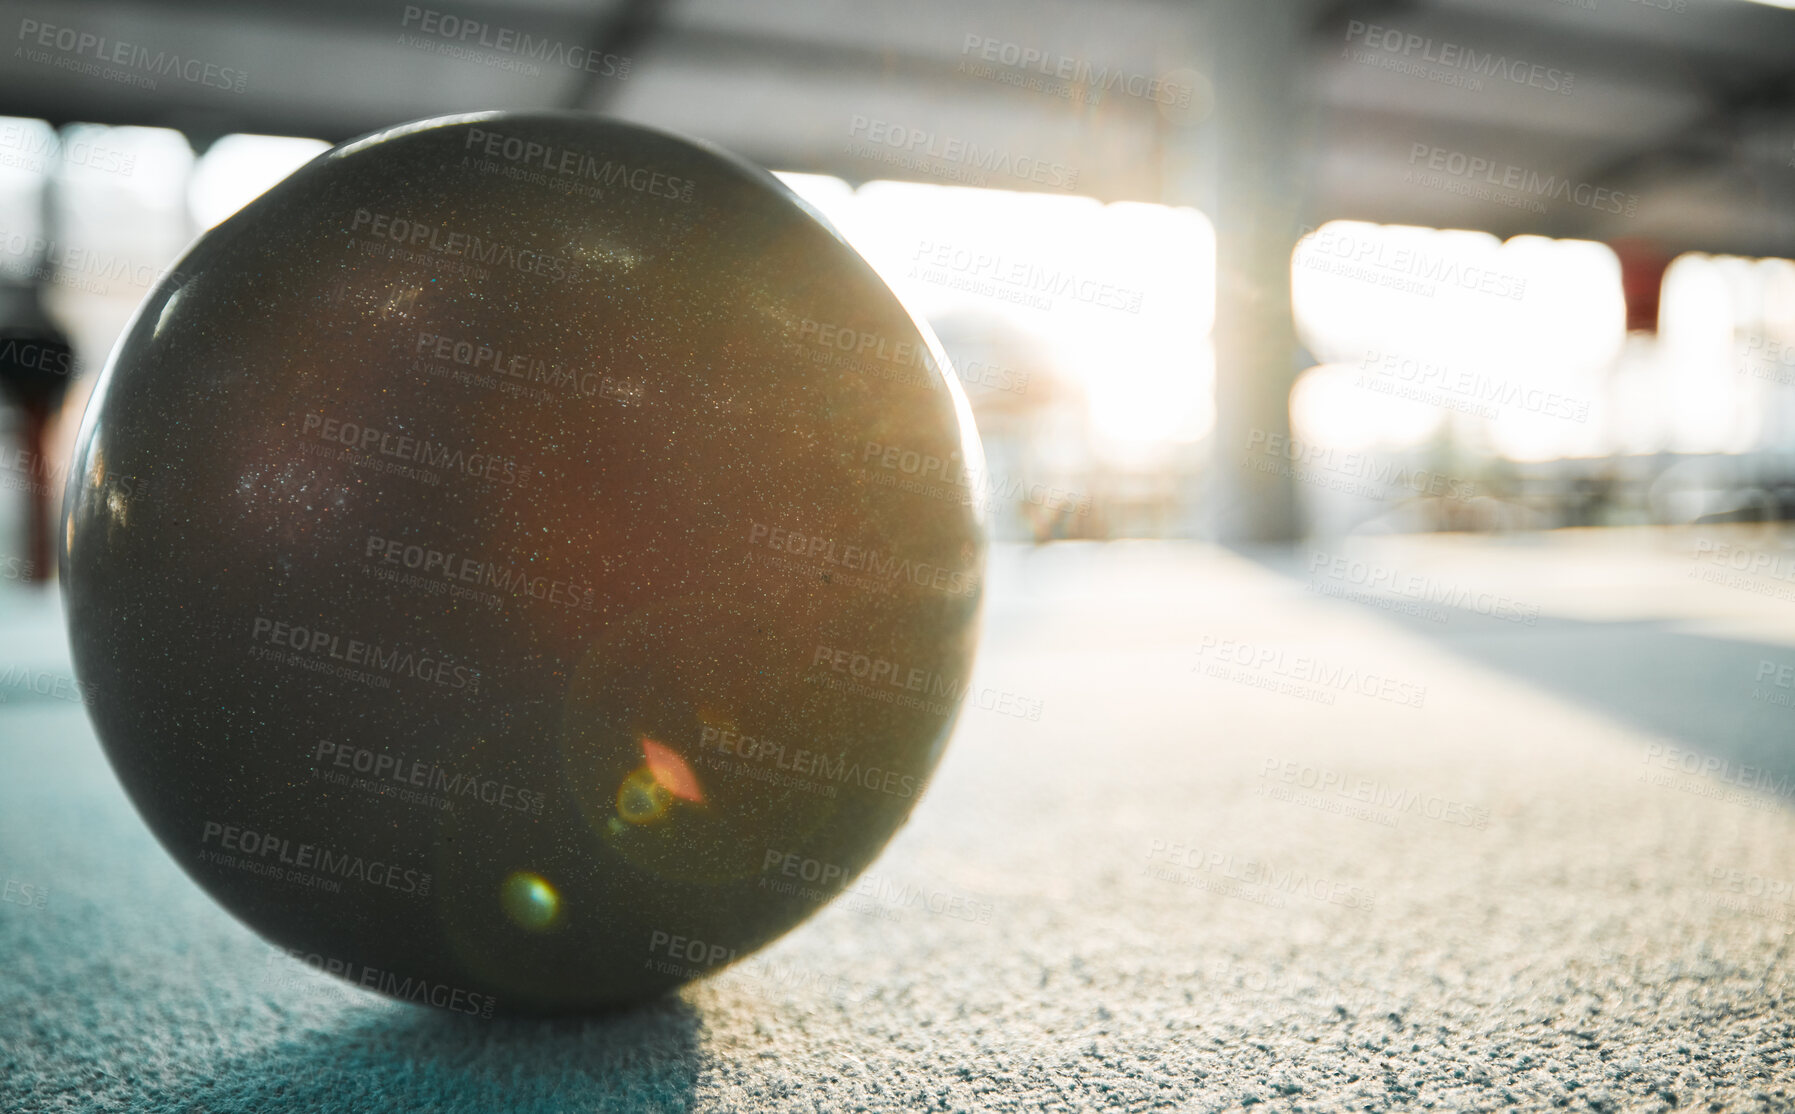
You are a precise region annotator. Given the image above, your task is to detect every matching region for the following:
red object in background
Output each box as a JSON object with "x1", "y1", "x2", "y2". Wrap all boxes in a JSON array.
[
  {"x1": 15, "y1": 400, "x2": 51, "y2": 582},
  {"x1": 1611, "y1": 238, "x2": 1671, "y2": 334},
  {"x1": 0, "y1": 323, "x2": 75, "y2": 584}
]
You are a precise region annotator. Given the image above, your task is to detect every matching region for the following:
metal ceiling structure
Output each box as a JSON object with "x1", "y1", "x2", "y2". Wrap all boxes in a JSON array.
[{"x1": 3, "y1": 0, "x2": 1790, "y2": 258}]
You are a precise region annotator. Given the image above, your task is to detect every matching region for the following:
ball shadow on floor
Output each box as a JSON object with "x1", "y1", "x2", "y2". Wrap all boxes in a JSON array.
[{"x1": 179, "y1": 992, "x2": 706, "y2": 1114}]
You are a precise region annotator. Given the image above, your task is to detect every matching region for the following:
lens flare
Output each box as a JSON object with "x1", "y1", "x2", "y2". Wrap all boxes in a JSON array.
[
  {"x1": 616, "y1": 766, "x2": 672, "y2": 825},
  {"x1": 641, "y1": 737, "x2": 704, "y2": 803},
  {"x1": 501, "y1": 871, "x2": 561, "y2": 931}
]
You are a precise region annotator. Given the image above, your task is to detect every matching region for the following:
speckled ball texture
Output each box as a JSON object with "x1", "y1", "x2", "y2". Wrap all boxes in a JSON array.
[{"x1": 60, "y1": 112, "x2": 986, "y2": 1015}]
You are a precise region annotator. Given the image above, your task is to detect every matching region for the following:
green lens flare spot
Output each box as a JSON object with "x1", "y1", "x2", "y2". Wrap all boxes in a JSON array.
[
  {"x1": 501, "y1": 871, "x2": 561, "y2": 931},
  {"x1": 616, "y1": 765, "x2": 672, "y2": 825}
]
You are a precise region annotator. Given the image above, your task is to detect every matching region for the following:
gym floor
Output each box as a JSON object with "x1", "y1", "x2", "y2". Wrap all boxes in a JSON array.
[{"x1": 3, "y1": 529, "x2": 1793, "y2": 1112}]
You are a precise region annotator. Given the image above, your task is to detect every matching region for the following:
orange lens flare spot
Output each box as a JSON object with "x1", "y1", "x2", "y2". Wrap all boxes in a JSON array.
[{"x1": 641, "y1": 737, "x2": 705, "y2": 803}]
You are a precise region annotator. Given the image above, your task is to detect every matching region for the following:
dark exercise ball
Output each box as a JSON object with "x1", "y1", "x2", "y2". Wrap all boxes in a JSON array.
[{"x1": 61, "y1": 112, "x2": 985, "y2": 1015}]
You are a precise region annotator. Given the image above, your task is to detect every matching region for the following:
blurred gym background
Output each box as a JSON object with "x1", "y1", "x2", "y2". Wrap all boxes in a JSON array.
[{"x1": 5, "y1": 0, "x2": 1794, "y2": 554}]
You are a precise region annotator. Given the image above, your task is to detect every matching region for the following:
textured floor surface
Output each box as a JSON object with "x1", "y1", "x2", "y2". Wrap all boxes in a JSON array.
[{"x1": 3, "y1": 531, "x2": 1794, "y2": 1113}]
